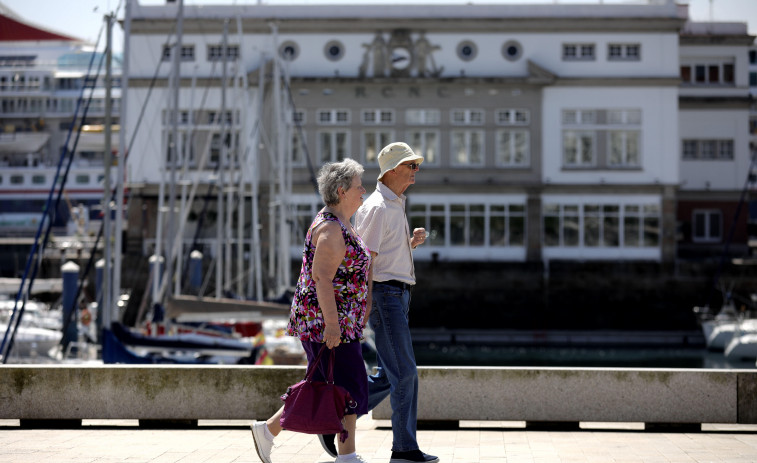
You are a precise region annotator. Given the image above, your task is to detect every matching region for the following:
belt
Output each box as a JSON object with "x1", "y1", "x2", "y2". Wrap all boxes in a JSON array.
[{"x1": 375, "y1": 280, "x2": 414, "y2": 291}]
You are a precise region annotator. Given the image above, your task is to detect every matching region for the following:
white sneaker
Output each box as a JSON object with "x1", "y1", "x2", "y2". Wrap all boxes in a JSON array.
[
  {"x1": 336, "y1": 455, "x2": 370, "y2": 463},
  {"x1": 250, "y1": 422, "x2": 273, "y2": 463}
]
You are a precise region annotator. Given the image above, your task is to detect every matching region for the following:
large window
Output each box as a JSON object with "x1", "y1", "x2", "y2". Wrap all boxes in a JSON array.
[
  {"x1": 408, "y1": 198, "x2": 526, "y2": 249},
  {"x1": 608, "y1": 43, "x2": 640, "y2": 61},
  {"x1": 451, "y1": 130, "x2": 484, "y2": 166},
  {"x1": 407, "y1": 130, "x2": 439, "y2": 166},
  {"x1": 318, "y1": 130, "x2": 349, "y2": 163},
  {"x1": 495, "y1": 129, "x2": 530, "y2": 167},
  {"x1": 317, "y1": 109, "x2": 350, "y2": 125},
  {"x1": 562, "y1": 109, "x2": 641, "y2": 169},
  {"x1": 207, "y1": 44, "x2": 240, "y2": 62},
  {"x1": 681, "y1": 139, "x2": 734, "y2": 160},
  {"x1": 543, "y1": 201, "x2": 660, "y2": 249},
  {"x1": 363, "y1": 129, "x2": 394, "y2": 165}
]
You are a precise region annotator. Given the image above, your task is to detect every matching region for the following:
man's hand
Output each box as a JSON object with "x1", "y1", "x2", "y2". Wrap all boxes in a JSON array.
[{"x1": 411, "y1": 228, "x2": 426, "y2": 249}]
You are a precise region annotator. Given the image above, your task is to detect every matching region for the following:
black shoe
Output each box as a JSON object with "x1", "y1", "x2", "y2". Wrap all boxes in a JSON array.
[
  {"x1": 390, "y1": 449, "x2": 439, "y2": 463},
  {"x1": 318, "y1": 433, "x2": 337, "y2": 458}
]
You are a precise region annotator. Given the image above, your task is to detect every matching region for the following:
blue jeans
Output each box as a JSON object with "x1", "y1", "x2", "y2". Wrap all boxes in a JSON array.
[{"x1": 366, "y1": 283, "x2": 419, "y2": 453}]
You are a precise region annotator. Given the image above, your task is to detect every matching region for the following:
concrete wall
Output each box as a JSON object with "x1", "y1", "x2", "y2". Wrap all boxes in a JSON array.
[{"x1": 2, "y1": 365, "x2": 756, "y2": 425}]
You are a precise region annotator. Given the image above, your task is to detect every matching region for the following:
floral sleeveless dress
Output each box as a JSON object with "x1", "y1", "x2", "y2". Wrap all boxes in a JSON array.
[{"x1": 286, "y1": 211, "x2": 372, "y2": 343}]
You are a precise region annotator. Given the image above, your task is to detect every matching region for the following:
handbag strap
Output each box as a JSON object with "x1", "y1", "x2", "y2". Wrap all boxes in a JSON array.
[{"x1": 304, "y1": 344, "x2": 336, "y2": 384}]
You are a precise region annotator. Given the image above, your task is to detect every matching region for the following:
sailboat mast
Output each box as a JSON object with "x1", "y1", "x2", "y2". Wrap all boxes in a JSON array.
[
  {"x1": 114, "y1": 0, "x2": 132, "y2": 328},
  {"x1": 103, "y1": 13, "x2": 114, "y2": 329},
  {"x1": 166, "y1": 0, "x2": 184, "y2": 305}
]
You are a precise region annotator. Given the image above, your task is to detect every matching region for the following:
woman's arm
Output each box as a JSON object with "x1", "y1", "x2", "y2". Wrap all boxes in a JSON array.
[
  {"x1": 311, "y1": 221, "x2": 347, "y2": 349},
  {"x1": 364, "y1": 252, "x2": 376, "y2": 326}
]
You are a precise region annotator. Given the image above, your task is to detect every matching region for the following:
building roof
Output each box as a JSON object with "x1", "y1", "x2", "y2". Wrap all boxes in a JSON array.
[{"x1": 0, "y1": 2, "x2": 79, "y2": 42}]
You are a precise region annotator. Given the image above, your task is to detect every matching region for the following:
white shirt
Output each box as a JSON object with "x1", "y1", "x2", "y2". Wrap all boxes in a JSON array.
[{"x1": 355, "y1": 182, "x2": 415, "y2": 285}]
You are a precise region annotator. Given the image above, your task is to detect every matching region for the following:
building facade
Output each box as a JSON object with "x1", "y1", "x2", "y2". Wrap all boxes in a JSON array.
[{"x1": 123, "y1": 0, "x2": 753, "y2": 303}]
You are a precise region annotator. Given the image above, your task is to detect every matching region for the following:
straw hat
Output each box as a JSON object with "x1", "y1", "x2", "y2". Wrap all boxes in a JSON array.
[{"x1": 377, "y1": 142, "x2": 424, "y2": 180}]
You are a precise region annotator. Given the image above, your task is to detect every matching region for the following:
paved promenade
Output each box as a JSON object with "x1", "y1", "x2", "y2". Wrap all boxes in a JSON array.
[{"x1": 2, "y1": 418, "x2": 757, "y2": 462}]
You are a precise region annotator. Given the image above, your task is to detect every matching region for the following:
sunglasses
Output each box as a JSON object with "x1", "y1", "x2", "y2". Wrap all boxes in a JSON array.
[{"x1": 402, "y1": 162, "x2": 420, "y2": 171}]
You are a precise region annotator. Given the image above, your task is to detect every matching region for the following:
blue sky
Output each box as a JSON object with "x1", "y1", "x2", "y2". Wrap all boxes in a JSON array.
[{"x1": 3, "y1": 0, "x2": 756, "y2": 54}]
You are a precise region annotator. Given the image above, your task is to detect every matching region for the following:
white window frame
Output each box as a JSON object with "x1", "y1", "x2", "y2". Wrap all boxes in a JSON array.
[
  {"x1": 450, "y1": 129, "x2": 485, "y2": 166},
  {"x1": 495, "y1": 129, "x2": 530, "y2": 167},
  {"x1": 608, "y1": 131, "x2": 640, "y2": 167},
  {"x1": 317, "y1": 109, "x2": 351, "y2": 125},
  {"x1": 496, "y1": 108, "x2": 530, "y2": 126},
  {"x1": 361, "y1": 109, "x2": 394, "y2": 125},
  {"x1": 406, "y1": 129, "x2": 440, "y2": 166},
  {"x1": 563, "y1": 43, "x2": 595, "y2": 61},
  {"x1": 692, "y1": 209, "x2": 722, "y2": 243},
  {"x1": 406, "y1": 109, "x2": 440, "y2": 125},
  {"x1": 608, "y1": 43, "x2": 641, "y2": 61},
  {"x1": 318, "y1": 130, "x2": 350, "y2": 163},
  {"x1": 362, "y1": 129, "x2": 394, "y2": 166},
  {"x1": 562, "y1": 130, "x2": 596, "y2": 167},
  {"x1": 450, "y1": 108, "x2": 484, "y2": 125}
]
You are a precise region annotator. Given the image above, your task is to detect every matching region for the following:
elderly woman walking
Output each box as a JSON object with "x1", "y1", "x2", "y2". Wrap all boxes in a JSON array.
[{"x1": 251, "y1": 158, "x2": 372, "y2": 463}]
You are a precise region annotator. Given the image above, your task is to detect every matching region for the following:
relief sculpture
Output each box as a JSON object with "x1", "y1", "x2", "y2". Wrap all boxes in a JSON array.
[{"x1": 359, "y1": 30, "x2": 443, "y2": 79}]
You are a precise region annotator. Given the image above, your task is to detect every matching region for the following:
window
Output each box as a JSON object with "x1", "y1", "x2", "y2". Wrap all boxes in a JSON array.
[
  {"x1": 501, "y1": 41, "x2": 522, "y2": 62},
  {"x1": 451, "y1": 109, "x2": 484, "y2": 125},
  {"x1": 75, "y1": 174, "x2": 90, "y2": 184},
  {"x1": 318, "y1": 130, "x2": 349, "y2": 163},
  {"x1": 543, "y1": 202, "x2": 659, "y2": 248},
  {"x1": 10, "y1": 175, "x2": 23, "y2": 185},
  {"x1": 406, "y1": 109, "x2": 440, "y2": 125},
  {"x1": 495, "y1": 129, "x2": 530, "y2": 167},
  {"x1": 407, "y1": 130, "x2": 439, "y2": 166},
  {"x1": 207, "y1": 44, "x2": 240, "y2": 61},
  {"x1": 496, "y1": 109, "x2": 529, "y2": 125},
  {"x1": 681, "y1": 139, "x2": 734, "y2": 160},
  {"x1": 317, "y1": 109, "x2": 350, "y2": 125},
  {"x1": 562, "y1": 108, "x2": 642, "y2": 169},
  {"x1": 279, "y1": 41, "x2": 299, "y2": 61},
  {"x1": 363, "y1": 129, "x2": 393, "y2": 165},
  {"x1": 457, "y1": 41, "x2": 478, "y2": 61},
  {"x1": 680, "y1": 61, "x2": 735, "y2": 85},
  {"x1": 692, "y1": 210, "x2": 722, "y2": 243},
  {"x1": 31, "y1": 175, "x2": 46, "y2": 185},
  {"x1": 563, "y1": 43, "x2": 595, "y2": 61},
  {"x1": 407, "y1": 199, "x2": 526, "y2": 248},
  {"x1": 361, "y1": 109, "x2": 394, "y2": 125},
  {"x1": 608, "y1": 43, "x2": 641, "y2": 61},
  {"x1": 451, "y1": 130, "x2": 484, "y2": 166},
  {"x1": 750, "y1": 72, "x2": 757, "y2": 87},
  {"x1": 162, "y1": 45, "x2": 195, "y2": 61},
  {"x1": 291, "y1": 130, "x2": 306, "y2": 166},
  {"x1": 324, "y1": 41, "x2": 344, "y2": 61}
]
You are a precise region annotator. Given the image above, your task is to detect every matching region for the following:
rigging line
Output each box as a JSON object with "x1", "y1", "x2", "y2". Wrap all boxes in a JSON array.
[
  {"x1": 282, "y1": 75, "x2": 319, "y2": 196},
  {"x1": 707, "y1": 153, "x2": 757, "y2": 309},
  {"x1": 1, "y1": 30, "x2": 107, "y2": 362}
]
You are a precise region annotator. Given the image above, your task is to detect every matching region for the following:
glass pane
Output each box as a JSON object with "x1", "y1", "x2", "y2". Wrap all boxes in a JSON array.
[
  {"x1": 544, "y1": 216, "x2": 559, "y2": 246},
  {"x1": 470, "y1": 132, "x2": 482, "y2": 164},
  {"x1": 498, "y1": 131, "x2": 511, "y2": 164},
  {"x1": 409, "y1": 215, "x2": 425, "y2": 232},
  {"x1": 509, "y1": 216, "x2": 524, "y2": 246},
  {"x1": 425, "y1": 132, "x2": 438, "y2": 164},
  {"x1": 709, "y1": 213, "x2": 721, "y2": 239},
  {"x1": 365, "y1": 132, "x2": 377, "y2": 163},
  {"x1": 627, "y1": 133, "x2": 639, "y2": 165},
  {"x1": 563, "y1": 214, "x2": 579, "y2": 246},
  {"x1": 643, "y1": 217, "x2": 659, "y2": 246},
  {"x1": 336, "y1": 132, "x2": 347, "y2": 160},
  {"x1": 624, "y1": 217, "x2": 640, "y2": 246},
  {"x1": 604, "y1": 217, "x2": 619, "y2": 246},
  {"x1": 514, "y1": 131, "x2": 528, "y2": 164},
  {"x1": 580, "y1": 134, "x2": 594, "y2": 163},
  {"x1": 452, "y1": 132, "x2": 466, "y2": 164},
  {"x1": 451, "y1": 204, "x2": 465, "y2": 213},
  {"x1": 564, "y1": 132, "x2": 577, "y2": 164},
  {"x1": 694, "y1": 213, "x2": 706, "y2": 239},
  {"x1": 319, "y1": 132, "x2": 331, "y2": 162},
  {"x1": 584, "y1": 216, "x2": 599, "y2": 247},
  {"x1": 708, "y1": 65, "x2": 719, "y2": 83},
  {"x1": 450, "y1": 216, "x2": 465, "y2": 246},
  {"x1": 609, "y1": 132, "x2": 623, "y2": 165},
  {"x1": 429, "y1": 215, "x2": 445, "y2": 245},
  {"x1": 490, "y1": 216, "x2": 505, "y2": 246},
  {"x1": 470, "y1": 215, "x2": 485, "y2": 246}
]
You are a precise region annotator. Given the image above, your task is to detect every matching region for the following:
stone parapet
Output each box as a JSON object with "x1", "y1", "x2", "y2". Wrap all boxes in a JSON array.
[{"x1": 1, "y1": 365, "x2": 755, "y2": 425}]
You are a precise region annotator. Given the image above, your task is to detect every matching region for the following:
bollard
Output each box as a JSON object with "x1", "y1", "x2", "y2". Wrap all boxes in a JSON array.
[
  {"x1": 188, "y1": 250, "x2": 203, "y2": 293},
  {"x1": 61, "y1": 261, "x2": 80, "y2": 350}
]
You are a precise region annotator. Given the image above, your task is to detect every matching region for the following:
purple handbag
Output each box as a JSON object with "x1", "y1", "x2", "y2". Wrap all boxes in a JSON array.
[{"x1": 279, "y1": 345, "x2": 357, "y2": 443}]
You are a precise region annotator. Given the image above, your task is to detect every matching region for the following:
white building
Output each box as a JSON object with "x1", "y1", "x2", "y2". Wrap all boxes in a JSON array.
[{"x1": 122, "y1": 0, "x2": 753, "y2": 298}]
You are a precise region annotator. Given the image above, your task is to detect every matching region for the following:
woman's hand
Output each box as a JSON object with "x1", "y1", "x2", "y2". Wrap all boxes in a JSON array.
[{"x1": 324, "y1": 322, "x2": 341, "y2": 349}]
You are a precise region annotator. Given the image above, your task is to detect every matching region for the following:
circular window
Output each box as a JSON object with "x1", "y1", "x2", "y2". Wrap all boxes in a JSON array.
[
  {"x1": 279, "y1": 41, "x2": 299, "y2": 61},
  {"x1": 324, "y1": 40, "x2": 344, "y2": 61},
  {"x1": 502, "y1": 40, "x2": 522, "y2": 61},
  {"x1": 457, "y1": 40, "x2": 477, "y2": 62}
]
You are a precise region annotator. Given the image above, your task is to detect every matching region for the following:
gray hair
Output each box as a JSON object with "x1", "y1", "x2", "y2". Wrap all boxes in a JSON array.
[{"x1": 317, "y1": 158, "x2": 364, "y2": 206}]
